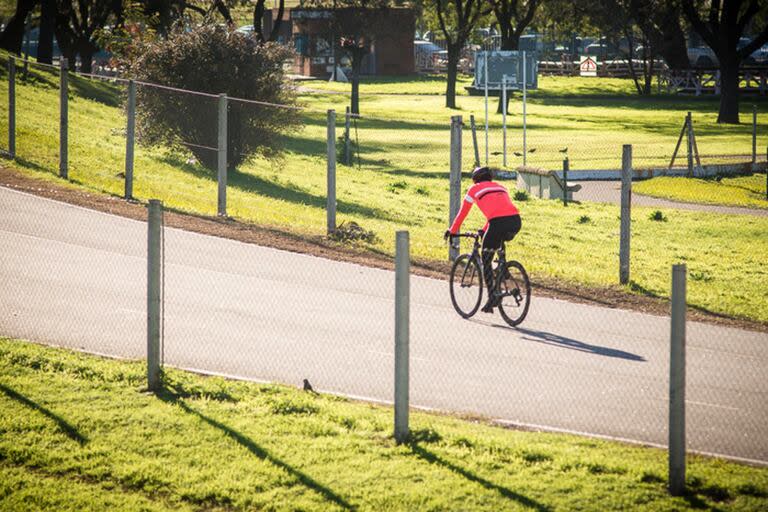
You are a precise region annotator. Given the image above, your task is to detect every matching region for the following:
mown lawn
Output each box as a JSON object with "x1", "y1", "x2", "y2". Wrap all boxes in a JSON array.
[
  {"x1": 2, "y1": 338, "x2": 767, "y2": 511},
  {"x1": 0, "y1": 59, "x2": 767, "y2": 323},
  {"x1": 635, "y1": 174, "x2": 768, "y2": 210}
]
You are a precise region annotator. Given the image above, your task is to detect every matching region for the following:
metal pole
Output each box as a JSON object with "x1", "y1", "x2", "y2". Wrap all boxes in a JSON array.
[
  {"x1": 344, "y1": 106, "x2": 351, "y2": 166},
  {"x1": 620, "y1": 145, "x2": 632, "y2": 285},
  {"x1": 470, "y1": 115, "x2": 480, "y2": 167},
  {"x1": 217, "y1": 94, "x2": 228, "y2": 216},
  {"x1": 147, "y1": 199, "x2": 163, "y2": 392},
  {"x1": 669, "y1": 263, "x2": 687, "y2": 496},
  {"x1": 449, "y1": 116, "x2": 462, "y2": 261},
  {"x1": 686, "y1": 112, "x2": 693, "y2": 177},
  {"x1": 125, "y1": 80, "x2": 135, "y2": 200},
  {"x1": 484, "y1": 51, "x2": 489, "y2": 166},
  {"x1": 59, "y1": 58, "x2": 68, "y2": 179},
  {"x1": 8, "y1": 57, "x2": 15, "y2": 159},
  {"x1": 563, "y1": 157, "x2": 569, "y2": 207},
  {"x1": 327, "y1": 109, "x2": 337, "y2": 234},
  {"x1": 502, "y1": 74, "x2": 507, "y2": 168},
  {"x1": 523, "y1": 52, "x2": 527, "y2": 167},
  {"x1": 394, "y1": 230, "x2": 410, "y2": 444},
  {"x1": 752, "y1": 105, "x2": 757, "y2": 165}
]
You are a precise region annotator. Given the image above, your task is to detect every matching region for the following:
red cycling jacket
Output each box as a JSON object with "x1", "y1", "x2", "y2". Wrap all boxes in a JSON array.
[{"x1": 449, "y1": 181, "x2": 519, "y2": 234}]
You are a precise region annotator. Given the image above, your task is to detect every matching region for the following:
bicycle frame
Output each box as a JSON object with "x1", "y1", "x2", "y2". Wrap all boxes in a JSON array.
[{"x1": 450, "y1": 232, "x2": 507, "y2": 289}]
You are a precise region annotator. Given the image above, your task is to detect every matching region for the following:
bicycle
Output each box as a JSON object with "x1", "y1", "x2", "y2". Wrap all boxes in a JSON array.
[{"x1": 447, "y1": 231, "x2": 531, "y2": 327}]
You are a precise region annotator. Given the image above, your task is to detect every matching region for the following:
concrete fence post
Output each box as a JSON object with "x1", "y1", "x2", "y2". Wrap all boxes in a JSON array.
[
  {"x1": 502, "y1": 74, "x2": 507, "y2": 168},
  {"x1": 147, "y1": 199, "x2": 163, "y2": 392},
  {"x1": 669, "y1": 263, "x2": 687, "y2": 496},
  {"x1": 484, "y1": 51, "x2": 489, "y2": 166},
  {"x1": 752, "y1": 105, "x2": 757, "y2": 165},
  {"x1": 449, "y1": 116, "x2": 463, "y2": 261},
  {"x1": 522, "y1": 51, "x2": 528, "y2": 167},
  {"x1": 327, "y1": 109, "x2": 337, "y2": 234},
  {"x1": 620, "y1": 145, "x2": 632, "y2": 285},
  {"x1": 217, "y1": 93, "x2": 228, "y2": 217},
  {"x1": 470, "y1": 114, "x2": 480, "y2": 167},
  {"x1": 59, "y1": 58, "x2": 68, "y2": 179},
  {"x1": 562, "y1": 157, "x2": 569, "y2": 207},
  {"x1": 394, "y1": 230, "x2": 410, "y2": 444},
  {"x1": 344, "y1": 106, "x2": 351, "y2": 166},
  {"x1": 8, "y1": 57, "x2": 15, "y2": 159},
  {"x1": 686, "y1": 112, "x2": 693, "y2": 177},
  {"x1": 125, "y1": 80, "x2": 135, "y2": 200}
]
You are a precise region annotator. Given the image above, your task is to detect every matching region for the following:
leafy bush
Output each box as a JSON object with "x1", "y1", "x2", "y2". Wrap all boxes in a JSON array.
[
  {"x1": 649, "y1": 210, "x2": 668, "y2": 222},
  {"x1": 129, "y1": 24, "x2": 300, "y2": 170},
  {"x1": 577, "y1": 215, "x2": 591, "y2": 224},
  {"x1": 514, "y1": 189, "x2": 530, "y2": 201}
]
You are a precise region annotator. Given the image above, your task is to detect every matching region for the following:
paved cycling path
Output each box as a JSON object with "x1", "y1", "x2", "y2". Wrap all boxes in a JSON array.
[
  {"x1": 571, "y1": 180, "x2": 768, "y2": 217},
  {"x1": 1, "y1": 186, "x2": 766, "y2": 465}
]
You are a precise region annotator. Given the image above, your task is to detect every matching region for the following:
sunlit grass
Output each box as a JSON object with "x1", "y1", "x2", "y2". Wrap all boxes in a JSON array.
[
  {"x1": 2, "y1": 338, "x2": 767, "y2": 511},
  {"x1": 635, "y1": 174, "x2": 768, "y2": 210},
  {"x1": 1, "y1": 60, "x2": 766, "y2": 322}
]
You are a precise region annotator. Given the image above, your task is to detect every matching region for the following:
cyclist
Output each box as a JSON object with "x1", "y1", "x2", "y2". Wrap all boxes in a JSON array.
[{"x1": 444, "y1": 166, "x2": 522, "y2": 313}]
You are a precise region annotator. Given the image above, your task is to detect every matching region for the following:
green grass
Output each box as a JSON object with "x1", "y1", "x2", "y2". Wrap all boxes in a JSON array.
[
  {"x1": 2, "y1": 337, "x2": 767, "y2": 511},
  {"x1": 1, "y1": 59, "x2": 767, "y2": 323},
  {"x1": 635, "y1": 174, "x2": 768, "y2": 210}
]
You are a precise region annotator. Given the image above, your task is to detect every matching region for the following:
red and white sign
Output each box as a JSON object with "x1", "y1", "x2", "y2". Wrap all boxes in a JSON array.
[{"x1": 579, "y1": 56, "x2": 598, "y2": 77}]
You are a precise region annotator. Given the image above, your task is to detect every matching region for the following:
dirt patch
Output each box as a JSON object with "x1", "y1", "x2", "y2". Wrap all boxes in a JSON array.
[{"x1": 2, "y1": 165, "x2": 765, "y2": 333}]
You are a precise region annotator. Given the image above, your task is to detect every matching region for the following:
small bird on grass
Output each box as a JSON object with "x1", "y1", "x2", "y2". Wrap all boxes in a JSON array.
[{"x1": 303, "y1": 379, "x2": 319, "y2": 395}]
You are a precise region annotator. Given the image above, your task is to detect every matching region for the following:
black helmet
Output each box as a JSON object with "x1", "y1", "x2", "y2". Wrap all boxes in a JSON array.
[{"x1": 471, "y1": 166, "x2": 492, "y2": 183}]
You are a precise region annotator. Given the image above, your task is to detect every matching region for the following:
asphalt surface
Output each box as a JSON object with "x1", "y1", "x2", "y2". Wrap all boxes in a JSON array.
[
  {"x1": 1, "y1": 186, "x2": 766, "y2": 464},
  {"x1": 571, "y1": 180, "x2": 768, "y2": 217}
]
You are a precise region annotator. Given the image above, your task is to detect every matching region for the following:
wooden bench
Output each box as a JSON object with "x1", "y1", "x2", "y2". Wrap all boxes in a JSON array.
[{"x1": 515, "y1": 166, "x2": 581, "y2": 201}]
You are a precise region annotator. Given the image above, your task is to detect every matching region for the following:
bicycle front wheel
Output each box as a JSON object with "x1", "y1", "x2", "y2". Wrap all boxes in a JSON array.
[
  {"x1": 449, "y1": 254, "x2": 483, "y2": 318},
  {"x1": 497, "y1": 261, "x2": 531, "y2": 327}
]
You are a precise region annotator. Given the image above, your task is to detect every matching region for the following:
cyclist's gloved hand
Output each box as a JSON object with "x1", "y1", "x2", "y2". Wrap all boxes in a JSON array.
[
  {"x1": 477, "y1": 229, "x2": 485, "y2": 238},
  {"x1": 443, "y1": 229, "x2": 451, "y2": 241}
]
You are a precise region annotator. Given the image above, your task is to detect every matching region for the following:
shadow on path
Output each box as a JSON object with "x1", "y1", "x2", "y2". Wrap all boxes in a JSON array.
[
  {"x1": 515, "y1": 327, "x2": 646, "y2": 362},
  {"x1": 409, "y1": 442, "x2": 550, "y2": 511},
  {"x1": 0, "y1": 383, "x2": 88, "y2": 445},
  {"x1": 157, "y1": 385, "x2": 354, "y2": 510}
]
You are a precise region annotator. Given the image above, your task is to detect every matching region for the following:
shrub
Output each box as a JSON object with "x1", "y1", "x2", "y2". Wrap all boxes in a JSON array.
[
  {"x1": 129, "y1": 24, "x2": 301, "y2": 170},
  {"x1": 514, "y1": 189, "x2": 529, "y2": 201},
  {"x1": 577, "y1": 215, "x2": 591, "y2": 224},
  {"x1": 649, "y1": 210, "x2": 667, "y2": 222}
]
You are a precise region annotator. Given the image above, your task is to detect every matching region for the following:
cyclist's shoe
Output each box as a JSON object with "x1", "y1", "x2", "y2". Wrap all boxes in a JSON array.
[{"x1": 481, "y1": 295, "x2": 500, "y2": 313}]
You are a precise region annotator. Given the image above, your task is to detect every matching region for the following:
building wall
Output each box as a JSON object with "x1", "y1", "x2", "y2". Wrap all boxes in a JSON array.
[{"x1": 289, "y1": 7, "x2": 415, "y2": 78}]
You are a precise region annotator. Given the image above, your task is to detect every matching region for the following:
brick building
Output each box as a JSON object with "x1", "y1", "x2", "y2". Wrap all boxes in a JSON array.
[{"x1": 287, "y1": 7, "x2": 415, "y2": 78}]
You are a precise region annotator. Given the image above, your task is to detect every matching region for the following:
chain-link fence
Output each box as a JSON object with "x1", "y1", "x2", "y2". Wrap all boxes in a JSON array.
[{"x1": 1, "y1": 55, "x2": 767, "y2": 468}]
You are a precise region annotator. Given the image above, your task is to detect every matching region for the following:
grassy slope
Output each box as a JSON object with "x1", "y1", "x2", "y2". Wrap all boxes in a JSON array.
[
  {"x1": 2, "y1": 338, "x2": 767, "y2": 511},
  {"x1": 0, "y1": 62, "x2": 767, "y2": 323},
  {"x1": 635, "y1": 174, "x2": 768, "y2": 210}
]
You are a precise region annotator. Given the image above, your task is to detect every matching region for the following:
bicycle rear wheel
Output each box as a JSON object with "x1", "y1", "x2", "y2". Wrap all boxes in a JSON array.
[
  {"x1": 497, "y1": 261, "x2": 531, "y2": 327},
  {"x1": 449, "y1": 254, "x2": 483, "y2": 318}
]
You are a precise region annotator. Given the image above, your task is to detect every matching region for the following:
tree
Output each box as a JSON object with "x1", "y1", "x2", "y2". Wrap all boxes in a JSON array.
[
  {"x1": 627, "y1": 0, "x2": 688, "y2": 70},
  {"x1": 682, "y1": 0, "x2": 768, "y2": 123},
  {"x1": 130, "y1": 24, "x2": 301, "y2": 170},
  {"x1": 0, "y1": 0, "x2": 37, "y2": 55},
  {"x1": 489, "y1": 0, "x2": 538, "y2": 50},
  {"x1": 38, "y1": 0, "x2": 56, "y2": 64},
  {"x1": 435, "y1": 0, "x2": 487, "y2": 108},
  {"x1": 487, "y1": 0, "x2": 538, "y2": 113},
  {"x1": 305, "y1": 0, "x2": 394, "y2": 115},
  {"x1": 54, "y1": 0, "x2": 122, "y2": 73},
  {"x1": 252, "y1": 0, "x2": 285, "y2": 43}
]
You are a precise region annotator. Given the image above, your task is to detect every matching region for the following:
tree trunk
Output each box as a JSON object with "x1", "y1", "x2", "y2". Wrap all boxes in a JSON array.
[
  {"x1": 445, "y1": 45, "x2": 460, "y2": 109},
  {"x1": 38, "y1": 0, "x2": 55, "y2": 64},
  {"x1": 718, "y1": 56, "x2": 741, "y2": 124},
  {"x1": 501, "y1": 31, "x2": 520, "y2": 51},
  {"x1": 0, "y1": 0, "x2": 37, "y2": 55},
  {"x1": 78, "y1": 43, "x2": 95, "y2": 73},
  {"x1": 496, "y1": 92, "x2": 510, "y2": 114},
  {"x1": 351, "y1": 57, "x2": 361, "y2": 115}
]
